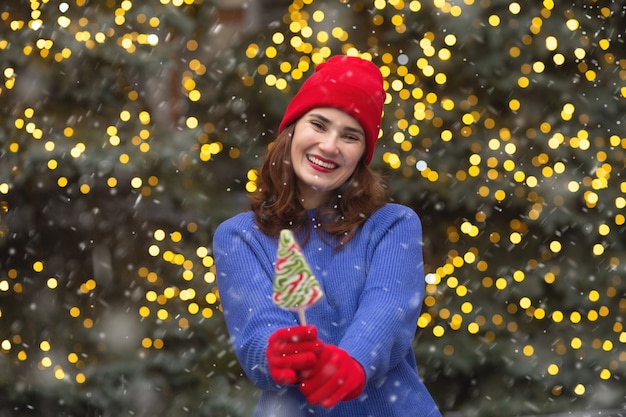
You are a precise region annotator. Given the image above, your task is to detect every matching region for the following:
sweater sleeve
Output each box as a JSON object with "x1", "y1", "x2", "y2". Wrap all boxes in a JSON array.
[
  {"x1": 339, "y1": 204, "x2": 425, "y2": 382},
  {"x1": 213, "y1": 215, "x2": 301, "y2": 390}
]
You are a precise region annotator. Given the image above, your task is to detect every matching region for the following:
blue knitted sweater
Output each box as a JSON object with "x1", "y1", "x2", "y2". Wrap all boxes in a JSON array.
[{"x1": 213, "y1": 203, "x2": 441, "y2": 417}]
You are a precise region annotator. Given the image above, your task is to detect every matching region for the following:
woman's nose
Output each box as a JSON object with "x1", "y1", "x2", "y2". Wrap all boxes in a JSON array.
[{"x1": 318, "y1": 134, "x2": 339, "y2": 154}]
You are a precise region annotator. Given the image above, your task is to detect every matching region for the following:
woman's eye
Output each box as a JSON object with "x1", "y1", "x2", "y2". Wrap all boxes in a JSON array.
[{"x1": 310, "y1": 120, "x2": 324, "y2": 129}]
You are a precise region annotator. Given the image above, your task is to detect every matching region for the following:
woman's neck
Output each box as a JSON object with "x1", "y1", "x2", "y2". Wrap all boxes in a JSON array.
[{"x1": 297, "y1": 188, "x2": 332, "y2": 210}]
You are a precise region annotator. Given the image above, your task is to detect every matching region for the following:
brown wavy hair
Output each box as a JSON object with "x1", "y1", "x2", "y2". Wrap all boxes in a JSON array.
[{"x1": 249, "y1": 124, "x2": 388, "y2": 247}]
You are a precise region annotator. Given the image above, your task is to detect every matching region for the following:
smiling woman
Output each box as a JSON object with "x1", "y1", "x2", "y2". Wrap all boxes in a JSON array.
[
  {"x1": 213, "y1": 55, "x2": 441, "y2": 417},
  {"x1": 291, "y1": 108, "x2": 366, "y2": 208},
  {"x1": 247, "y1": 56, "x2": 389, "y2": 243}
]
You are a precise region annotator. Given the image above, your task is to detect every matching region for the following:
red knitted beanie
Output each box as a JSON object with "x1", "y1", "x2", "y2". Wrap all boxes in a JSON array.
[{"x1": 278, "y1": 56, "x2": 385, "y2": 165}]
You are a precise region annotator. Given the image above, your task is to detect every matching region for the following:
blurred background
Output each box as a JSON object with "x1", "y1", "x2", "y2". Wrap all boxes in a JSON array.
[{"x1": 1, "y1": 0, "x2": 625, "y2": 416}]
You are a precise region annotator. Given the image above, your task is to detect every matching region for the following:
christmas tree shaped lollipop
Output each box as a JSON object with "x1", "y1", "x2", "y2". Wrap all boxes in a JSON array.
[{"x1": 273, "y1": 229, "x2": 324, "y2": 324}]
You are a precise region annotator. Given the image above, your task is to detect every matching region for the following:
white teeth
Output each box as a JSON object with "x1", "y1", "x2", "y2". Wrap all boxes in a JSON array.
[{"x1": 307, "y1": 155, "x2": 337, "y2": 169}]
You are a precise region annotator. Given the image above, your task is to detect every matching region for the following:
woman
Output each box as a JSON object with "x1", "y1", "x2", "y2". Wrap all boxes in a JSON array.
[{"x1": 213, "y1": 55, "x2": 441, "y2": 417}]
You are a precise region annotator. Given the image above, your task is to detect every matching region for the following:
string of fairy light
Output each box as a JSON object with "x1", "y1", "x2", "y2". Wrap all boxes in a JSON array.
[
  {"x1": 1, "y1": 0, "x2": 625, "y2": 402},
  {"x1": 228, "y1": 0, "x2": 626, "y2": 400},
  {"x1": 0, "y1": 0, "x2": 220, "y2": 385}
]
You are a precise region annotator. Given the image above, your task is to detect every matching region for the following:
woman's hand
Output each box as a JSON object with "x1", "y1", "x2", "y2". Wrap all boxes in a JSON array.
[
  {"x1": 299, "y1": 344, "x2": 366, "y2": 408},
  {"x1": 266, "y1": 325, "x2": 324, "y2": 385}
]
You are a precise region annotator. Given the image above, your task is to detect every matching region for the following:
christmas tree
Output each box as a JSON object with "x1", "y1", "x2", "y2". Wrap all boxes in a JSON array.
[{"x1": 1, "y1": 1, "x2": 625, "y2": 416}]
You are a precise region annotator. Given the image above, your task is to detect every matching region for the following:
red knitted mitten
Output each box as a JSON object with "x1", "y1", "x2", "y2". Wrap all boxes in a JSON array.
[
  {"x1": 299, "y1": 344, "x2": 366, "y2": 408},
  {"x1": 266, "y1": 325, "x2": 323, "y2": 385}
]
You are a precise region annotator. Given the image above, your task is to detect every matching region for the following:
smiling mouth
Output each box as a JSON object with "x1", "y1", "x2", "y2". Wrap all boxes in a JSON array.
[{"x1": 307, "y1": 154, "x2": 338, "y2": 170}]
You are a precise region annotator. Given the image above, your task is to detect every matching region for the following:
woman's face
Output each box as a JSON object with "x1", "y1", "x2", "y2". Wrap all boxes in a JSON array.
[{"x1": 290, "y1": 107, "x2": 366, "y2": 208}]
